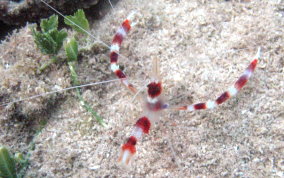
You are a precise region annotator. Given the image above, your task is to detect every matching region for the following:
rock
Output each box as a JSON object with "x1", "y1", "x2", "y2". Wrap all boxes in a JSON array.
[{"x1": 0, "y1": 0, "x2": 100, "y2": 26}]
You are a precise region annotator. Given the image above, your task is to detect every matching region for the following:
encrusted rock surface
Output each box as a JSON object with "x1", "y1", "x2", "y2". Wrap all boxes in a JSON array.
[
  {"x1": 0, "y1": 0, "x2": 100, "y2": 26},
  {"x1": 0, "y1": 0, "x2": 283, "y2": 177}
]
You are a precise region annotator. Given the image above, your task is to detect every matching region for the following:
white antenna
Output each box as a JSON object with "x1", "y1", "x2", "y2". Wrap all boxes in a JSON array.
[
  {"x1": 1, "y1": 1, "x2": 139, "y2": 106},
  {"x1": 40, "y1": 0, "x2": 129, "y2": 61},
  {"x1": 107, "y1": 0, "x2": 115, "y2": 10},
  {"x1": 1, "y1": 79, "x2": 121, "y2": 106}
]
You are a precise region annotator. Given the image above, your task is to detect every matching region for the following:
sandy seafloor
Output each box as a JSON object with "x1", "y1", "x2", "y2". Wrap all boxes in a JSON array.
[{"x1": 0, "y1": 0, "x2": 283, "y2": 177}]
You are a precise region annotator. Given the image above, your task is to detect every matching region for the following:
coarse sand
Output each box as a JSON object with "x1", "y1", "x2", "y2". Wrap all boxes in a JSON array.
[{"x1": 0, "y1": 0, "x2": 283, "y2": 177}]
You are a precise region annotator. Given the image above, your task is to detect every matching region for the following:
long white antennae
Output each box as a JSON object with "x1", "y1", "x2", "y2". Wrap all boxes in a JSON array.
[
  {"x1": 1, "y1": 78, "x2": 121, "y2": 106},
  {"x1": 40, "y1": 0, "x2": 110, "y2": 48},
  {"x1": 40, "y1": 0, "x2": 129, "y2": 61},
  {"x1": 107, "y1": 0, "x2": 115, "y2": 10}
]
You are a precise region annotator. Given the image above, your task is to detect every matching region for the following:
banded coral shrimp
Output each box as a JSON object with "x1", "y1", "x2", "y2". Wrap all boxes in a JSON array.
[{"x1": 1, "y1": 0, "x2": 284, "y2": 177}]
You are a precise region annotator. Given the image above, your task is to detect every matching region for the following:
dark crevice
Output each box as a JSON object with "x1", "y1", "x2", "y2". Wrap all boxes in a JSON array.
[
  {"x1": 0, "y1": 20, "x2": 17, "y2": 41},
  {"x1": 85, "y1": 0, "x2": 120, "y2": 19},
  {"x1": 0, "y1": 0, "x2": 121, "y2": 42}
]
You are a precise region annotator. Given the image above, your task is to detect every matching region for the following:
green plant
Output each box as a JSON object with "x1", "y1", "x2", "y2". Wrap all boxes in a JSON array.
[
  {"x1": 32, "y1": 10, "x2": 103, "y2": 125},
  {"x1": 32, "y1": 15, "x2": 67, "y2": 71},
  {"x1": 64, "y1": 9, "x2": 90, "y2": 35},
  {"x1": 65, "y1": 38, "x2": 104, "y2": 125},
  {"x1": 0, "y1": 146, "x2": 16, "y2": 178},
  {"x1": 0, "y1": 146, "x2": 28, "y2": 178}
]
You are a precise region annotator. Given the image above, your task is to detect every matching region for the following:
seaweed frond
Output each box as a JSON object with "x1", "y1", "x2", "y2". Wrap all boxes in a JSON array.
[
  {"x1": 0, "y1": 147, "x2": 17, "y2": 178},
  {"x1": 65, "y1": 38, "x2": 104, "y2": 125},
  {"x1": 65, "y1": 9, "x2": 90, "y2": 35},
  {"x1": 32, "y1": 15, "x2": 67, "y2": 71}
]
